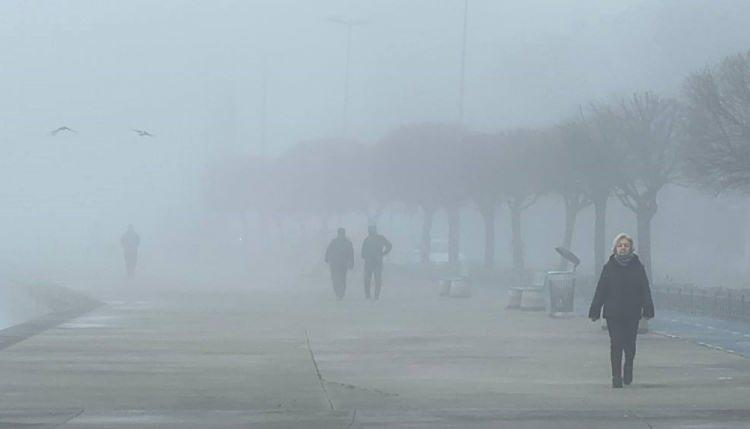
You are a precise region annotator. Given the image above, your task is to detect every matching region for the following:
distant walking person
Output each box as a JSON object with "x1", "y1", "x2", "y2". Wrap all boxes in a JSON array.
[
  {"x1": 121, "y1": 225, "x2": 141, "y2": 279},
  {"x1": 589, "y1": 233, "x2": 654, "y2": 388},
  {"x1": 361, "y1": 225, "x2": 392, "y2": 300},
  {"x1": 325, "y1": 228, "x2": 355, "y2": 300}
]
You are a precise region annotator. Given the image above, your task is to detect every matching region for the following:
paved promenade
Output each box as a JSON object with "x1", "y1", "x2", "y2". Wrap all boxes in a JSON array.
[{"x1": 0, "y1": 273, "x2": 749, "y2": 428}]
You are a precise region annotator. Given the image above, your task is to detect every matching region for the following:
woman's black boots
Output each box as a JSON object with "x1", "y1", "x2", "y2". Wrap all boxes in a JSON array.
[
  {"x1": 612, "y1": 376, "x2": 623, "y2": 388},
  {"x1": 623, "y1": 360, "x2": 633, "y2": 385}
]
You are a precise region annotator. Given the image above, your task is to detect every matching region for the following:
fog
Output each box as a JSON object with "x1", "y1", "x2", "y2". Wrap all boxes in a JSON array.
[
  {"x1": 2, "y1": 0, "x2": 750, "y2": 290},
  {"x1": 6, "y1": 1, "x2": 750, "y2": 426}
]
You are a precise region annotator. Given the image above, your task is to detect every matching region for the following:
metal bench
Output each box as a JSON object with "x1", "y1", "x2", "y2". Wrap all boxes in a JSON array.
[{"x1": 507, "y1": 271, "x2": 546, "y2": 311}]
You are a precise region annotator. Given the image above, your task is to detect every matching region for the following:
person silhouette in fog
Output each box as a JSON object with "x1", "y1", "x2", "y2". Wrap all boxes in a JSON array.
[
  {"x1": 121, "y1": 225, "x2": 141, "y2": 279},
  {"x1": 325, "y1": 228, "x2": 354, "y2": 300},
  {"x1": 361, "y1": 225, "x2": 392, "y2": 300}
]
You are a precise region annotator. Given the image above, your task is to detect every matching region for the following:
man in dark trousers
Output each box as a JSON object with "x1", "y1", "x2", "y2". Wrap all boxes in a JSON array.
[
  {"x1": 361, "y1": 225, "x2": 392, "y2": 300},
  {"x1": 325, "y1": 228, "x2": 354, "y2": 300},
  {"x1": 121, "y1": 224, "x2": 140, "y2": 279}
]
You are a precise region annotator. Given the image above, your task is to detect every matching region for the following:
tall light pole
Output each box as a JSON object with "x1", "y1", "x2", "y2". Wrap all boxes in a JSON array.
[
  {"x1": 458, "y1": 0, "x2": 469, "y2": 127},
  {"x1": 260, "y1": 56, "x2": 268, "y2": 157},
  {"x1": 450, "y1": 0, "x2": 470, "y2": 272},
  {"x1": 327, "y1": 15, "x2": 365, "y2": 137}
]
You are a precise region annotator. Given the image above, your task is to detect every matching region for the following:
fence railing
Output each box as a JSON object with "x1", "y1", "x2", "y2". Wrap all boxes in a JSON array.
[{"x1": 653, "y1": 285, "x2": 750, "y2": 322}]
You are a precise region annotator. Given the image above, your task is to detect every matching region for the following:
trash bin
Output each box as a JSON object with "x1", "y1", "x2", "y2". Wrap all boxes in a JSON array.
[
  {"x1": 546, "y1": 270, "x2": 576, "y2": 317},
  {"x1": 547, "y1": 247, "x2": 580, "y2": 318}
]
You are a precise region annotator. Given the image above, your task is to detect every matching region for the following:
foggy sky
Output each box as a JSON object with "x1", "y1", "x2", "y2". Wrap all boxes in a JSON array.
[{"x1": 2, "y1": 0, "x2": 750, "y2": 285}]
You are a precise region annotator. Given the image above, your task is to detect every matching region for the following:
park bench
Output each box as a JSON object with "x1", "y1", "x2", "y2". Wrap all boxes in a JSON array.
[
  {"x1": 438, "y1": 276, "x2": 471, "y2": 298},
  {"x1": 507, "y1": 271, "x2": 546, "y2": 311}
]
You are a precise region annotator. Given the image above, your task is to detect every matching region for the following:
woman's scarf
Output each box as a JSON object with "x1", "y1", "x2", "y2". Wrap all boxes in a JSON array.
[{"x1": 614, "y1": 251, "x2": 635, "y2": 267}]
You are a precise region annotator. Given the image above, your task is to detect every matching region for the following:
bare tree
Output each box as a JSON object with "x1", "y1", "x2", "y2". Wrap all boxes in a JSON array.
[
  {"x1": 682, "y1": 51, "x2": 750, "y2": 193},
  {"x1": 463, "y1": 133, "x2": 507, "y2": 269},
  {"x1": 547, "y1": 130, "x2": 591, "y2": 269},
  {"x1": 502, "y1": 130, "x2": 551, "y2": 280},
  {"x1": 597, "y1": 93, "x2": 682, "y2": 280},
  {"x1": 374, "y1": 123, "x2": 466, "y2": 266},
  {"x1": 559, "y1": 115, "x2": 621, "y2": 274}
]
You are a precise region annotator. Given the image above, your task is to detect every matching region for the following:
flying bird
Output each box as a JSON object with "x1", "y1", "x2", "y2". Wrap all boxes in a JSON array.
[
  {"x1": 132, "y1": 128, "x2": 155, "y2": 137},
  {"x1": 50, "y1": 126, "x2": 77, "y2": 136}
]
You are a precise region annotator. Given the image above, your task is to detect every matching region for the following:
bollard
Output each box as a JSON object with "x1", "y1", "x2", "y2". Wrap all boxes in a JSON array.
[
  {"x1": 439, "y1": 278, "x2": 451, "y2": 296},
  {"x1": 448, "y1": 278, "x2": 471, "y2": 298},
  {"x1": 507, "y1": 288, "x2": 523, "y2": 309}
]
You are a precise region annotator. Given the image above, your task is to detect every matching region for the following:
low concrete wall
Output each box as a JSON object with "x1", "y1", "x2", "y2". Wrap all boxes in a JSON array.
[{"x1": 0, "y1": 281, "x2": 101, "y2": 350}]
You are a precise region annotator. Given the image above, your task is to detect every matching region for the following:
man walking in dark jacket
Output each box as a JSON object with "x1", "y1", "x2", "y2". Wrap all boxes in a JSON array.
[
  {"x1": 325, "y1": 228, "x2": 355, "y2": 300},
  {"x1": 589, "y1": 233, "x2": 654, "y2": 388},
  {"x1": 361, "y1": 225, "x2": 392, "y2": 300}
]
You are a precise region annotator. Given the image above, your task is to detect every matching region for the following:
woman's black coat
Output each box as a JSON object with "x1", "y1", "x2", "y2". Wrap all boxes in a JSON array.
[{"x1": 589, "y1": 254, "x2": 655, "y2": 320}]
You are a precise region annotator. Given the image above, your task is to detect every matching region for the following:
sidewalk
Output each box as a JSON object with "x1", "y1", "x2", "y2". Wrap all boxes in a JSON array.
[{"x1": 0, "y1": 275, "x2": 748, "y2": 428}]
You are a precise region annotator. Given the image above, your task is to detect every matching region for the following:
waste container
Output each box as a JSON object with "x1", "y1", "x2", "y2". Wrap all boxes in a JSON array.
[
  {"x1": 547, "y1": 246, "x2": 580, "y2": 317},
  {"x1": 547, "y1": 270, "x2": 576, "y2": 317}
]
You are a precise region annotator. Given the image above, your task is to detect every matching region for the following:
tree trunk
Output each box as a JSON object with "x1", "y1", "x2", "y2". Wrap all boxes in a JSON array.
[
  {"x1": 273, "y1": 216, "x2": 284, "y2": 246},
  {"x1": 508, "y1": 198, "x2": 525, "y2": 280},
  {"x1": 480, "y1": 203, "x2": 496, "y2": 269},
  {"x1": 319, "y1": 216, "x2": 329, "y2": 235},
  {"x1": 448, "y1": 206, "x2": 461, "y2": 270},
  {"x1": 421, "y1": 207, "x2": 435, "y2": 265},
  {"x1": 636, "y1": 201, "x2": 656, "y2": 282},
  {"x1": 592, "y1": 193, "x2": 607, "y2": 275},
  {"x1": 259, "y1": 210, "x2": 270, "y2": 249},
  {"x1": 558, "y1": 198, "x2": 578, "y2": 270},
  {"x1": 240, "y1": 210, "x2": 249, "y2": 245}
]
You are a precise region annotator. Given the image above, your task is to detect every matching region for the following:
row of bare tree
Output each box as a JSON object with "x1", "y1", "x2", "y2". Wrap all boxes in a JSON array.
[{"x1": 209, "y1": 50, "x2": 750, "y2": 280}]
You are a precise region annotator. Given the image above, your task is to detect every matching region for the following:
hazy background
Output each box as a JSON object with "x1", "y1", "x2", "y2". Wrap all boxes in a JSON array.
[{"x1": 2, "y1": 0, "x2": 750, "y2": 289}]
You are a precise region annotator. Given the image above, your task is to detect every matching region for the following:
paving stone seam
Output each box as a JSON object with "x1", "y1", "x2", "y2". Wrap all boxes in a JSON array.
[
  {"x1": 630, "y1": 410, "x2": 654, "y2": 429},
  {"x1": 345, "y1": 409, "x2": 357, "y2": 429},
  {"x1": 652, "y1": 330, "x2": 750, "y2": 359},
  {"x1": 0, "y1": 305, "x2": 101, "y2": 352},
  {"x1": 304, "y1": 329, "x2": 335, "y2": 411},
  {"x1": 50, "y1": 408, "x2": 84, "y2": 428}
]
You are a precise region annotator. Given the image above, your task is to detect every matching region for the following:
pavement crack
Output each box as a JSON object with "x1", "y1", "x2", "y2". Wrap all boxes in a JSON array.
[
  {"x1": 51, "y1": 408, "x2": 85, "y2": 428},
  {"x1": 345, "y1": 409, "x2": 357, "y2": 429},
  {"x1": 631, "y1": 410, "x2": 653, "y2": 429},
  {"x1": 328, "y1": 381, "x2": 399, "y2": 397},
  {"x1": 304, "y1": 329, "x2": 336, "y2": 411}
]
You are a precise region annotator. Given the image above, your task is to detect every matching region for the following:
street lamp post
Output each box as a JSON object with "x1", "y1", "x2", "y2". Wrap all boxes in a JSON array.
[
  {"x1": 327, "y1": 15, "x2": 365, "y2": 137},
  {"x1": 450, "y1": 0, "x2": 469, "y2": 271},
  {"x1": 260, "y1": 56, "x2": 268, "y2": 157},
  {"x1": 458, "y1": 0, "x2": 469, "y2": 127}
]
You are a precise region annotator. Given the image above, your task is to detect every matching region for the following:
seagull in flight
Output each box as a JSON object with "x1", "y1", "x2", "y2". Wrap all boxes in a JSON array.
[
  {"x1": 50, "y1": 126, "x2": 77, "y2": 136},
  {"x1": 132, "y1": 128, "x2": 155, "y2": 137}
]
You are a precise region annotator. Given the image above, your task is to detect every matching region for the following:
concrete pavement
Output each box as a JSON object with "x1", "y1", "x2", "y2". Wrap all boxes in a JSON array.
[{"x1": 0, "y1": 273, "x2": 749, "y2": 428}]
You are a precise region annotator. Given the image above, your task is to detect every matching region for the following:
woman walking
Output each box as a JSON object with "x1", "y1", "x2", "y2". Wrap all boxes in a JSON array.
[{"x1": 589, "y1": 233, "x2": 655, "y2": 388}]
